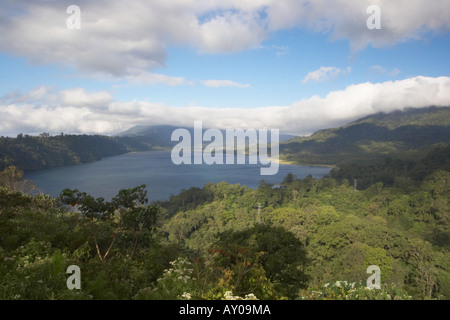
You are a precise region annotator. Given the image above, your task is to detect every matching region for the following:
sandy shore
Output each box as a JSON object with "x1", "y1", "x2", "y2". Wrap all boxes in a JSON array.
[{"x1": 275, "y1": 157, "x2": 336, "y2": 168}]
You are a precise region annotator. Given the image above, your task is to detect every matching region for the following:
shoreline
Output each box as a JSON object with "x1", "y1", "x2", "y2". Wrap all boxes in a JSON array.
[
  {"x1": 275, "y1": 157, "x2": 336, "y2": 168},
  {"x1": 22, "y1": 150, "x2": 336, "y2": 174}
]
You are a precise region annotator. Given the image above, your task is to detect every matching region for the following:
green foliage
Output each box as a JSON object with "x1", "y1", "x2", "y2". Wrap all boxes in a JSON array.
[
  {"x1": 0, "y1": 134, "x2": 129, "y2": 171},
  {"x1": 299, "y1": 281, "x2": 413, "y2": 300},
  {"x1": 280, "y1": 107, "x2": 450, "y2": 167},
  {"x1": 155, "y1": 257, "x2": 196, "y2": 299},
  {"x1": 0, "y1": 166, "x2": 35, "y2": 193},
  {"x1": 212, "y1": 224, "x2": 309, "y2": 299},
  {"x1": 330, "y1": 144, "x2": 450, "y2": 190},
  {"x1": 0, "y1": 133, "x2": 166, "y2": 172},
  {"x1": 0, "y1": 139, "x2": 449, "y2": 300}
]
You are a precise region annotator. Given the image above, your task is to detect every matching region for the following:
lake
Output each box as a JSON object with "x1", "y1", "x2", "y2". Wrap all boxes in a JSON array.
[{"x1": 25, "y1": 151, "x2": 332, "y2": 201}]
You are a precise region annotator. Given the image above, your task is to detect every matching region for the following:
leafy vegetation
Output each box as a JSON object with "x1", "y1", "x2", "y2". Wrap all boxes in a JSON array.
[
  {"x1": 0, "y1": 132, "x2": 163, "y2": 172},
  {"x1": 0, "y1": 107, "x2": 448, "y2": 300},
  {"x1": 3, "y1": 107, "x2": 448, "y2": 173},
  {"x1": 280, "y1": 106, "x2": 450, "y2": 166},
  {"x1": 0, "y1": 142, "x2": 448, "y2": 300}
]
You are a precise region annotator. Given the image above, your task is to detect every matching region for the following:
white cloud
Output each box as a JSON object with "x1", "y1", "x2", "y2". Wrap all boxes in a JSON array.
[
  {"x1": 272, "y1": 45, "x2": 290, "y2": 57},
  {"x1": 370, "y1": 65, "x2": 387, "y2": 75},
  {"x1": 0, "y1": 0, "x2": 267, "y2": 78},
  {"x1": 389, "y1": 68, "x2": 402, "y2": 77},
  {"x1": 1, "y1": 76, "x2": 449, "y2": 137},
  {"x1": 124, "y1": 70, "x2": 193, "y2": 86},
  {"x1": 370, "y1": 65, "x2": 402, "y2": 77},
  {"x1": 266, "y1": 0, "x2": 450, "y2": 52},
  {"x1": 59, "y1": 88, "x2": 113, "y2": 108},
  {"x1": 201, "y1": 80, "x2": 251, "y2": 88},
  {"x1": 0, "y1": 86, "x2": 56, "y2": 105},
  {"x1": 303, "y1": 66, "x2": 351, "y2": 83},
  {"x1": 0, "y1": 1, "x2": 448, "y2": 78}
]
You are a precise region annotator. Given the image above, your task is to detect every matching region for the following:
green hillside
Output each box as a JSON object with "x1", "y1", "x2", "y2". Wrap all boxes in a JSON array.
[
  {"x1": 0, "y1": 134, "x2": 129, "y2": 172},
  {"x1": 280, "y1": 106, "x2": 450, "y2": 166},
  {"x1": 0, "y1": 107, "x2": 449, "y2": 300},
  {"x1": 0, "y1": 143, "x2": 448, "y2": 300},
  {"x1": 116, "y1": 125, "x2": 183, "y2": 149},
  {"x1": 347, "y1": 106, "x2": 450, "y2": 129},
  {"x1": 118, "y1": 124, "x2": 297, "y2": 144},
  {"x1": 0, "y1": 132, "x2": 163, "y2": 172},
  {"x1": 1, "y1": 106, "x2": 449, "y2": 173}
]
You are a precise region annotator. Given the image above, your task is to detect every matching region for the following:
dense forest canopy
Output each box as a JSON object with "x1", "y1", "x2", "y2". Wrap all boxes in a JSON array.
[
  {"x1": 0, "y1": 133, "x2": 161, "y2": 172},
  {"x1": 1, "y1": 106, "x2": 449, "y2": 172},
  {"x1": 280, "y1": 106, "x2": 450, "y2": 166},
  {"x1": 0, "y1": 143, "x2": 448, "y2": 300},
  {"x1": 0, "y1": 107, "x2": 448, "y2": 300}
]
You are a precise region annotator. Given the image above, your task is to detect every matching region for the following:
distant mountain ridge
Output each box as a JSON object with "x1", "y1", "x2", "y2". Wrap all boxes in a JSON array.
[
  {"x1": 280, "y1": 106, "x2": 450, "y2": 166},
  {"x1": 117, "y1": 124, "x2": 297, "y2": 144},
  {"x1": 1, "y1": 106, "x2": 448, "y2": 172},
  {"x1": 346, "y1": 106, "x2": 450, "y2": 129}
]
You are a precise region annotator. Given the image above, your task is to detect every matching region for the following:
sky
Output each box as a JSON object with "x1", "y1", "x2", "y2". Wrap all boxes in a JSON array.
[{"x1": 0, "y1": 0, "x2": 449, "y2": 136}]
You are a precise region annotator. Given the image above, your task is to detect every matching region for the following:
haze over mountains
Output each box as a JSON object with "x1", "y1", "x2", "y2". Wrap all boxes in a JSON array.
[
  {"x1": 0, "y1": 106, "x2": 449, "y2": 172},
  {"x1": 118, "y1": 124, "x2": 297, "y2": 147},
  {"x1": 280, "y1": 106, "x2": 450, "y2": 166}
]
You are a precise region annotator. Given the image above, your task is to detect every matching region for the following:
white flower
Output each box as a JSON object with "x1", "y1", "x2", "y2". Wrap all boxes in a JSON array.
[
  {"x1": 224, "y1": 291, "x2": 236, "y2": 300},
  {"x1": 181, "y1": 292, "x2": 192, "y2": 300},
  {"x1": 244, "y1": 293, "x2": 258, "y2": 300},
  {"x1": 223, "y1": 291, "x2": 249, "y2": 300}
]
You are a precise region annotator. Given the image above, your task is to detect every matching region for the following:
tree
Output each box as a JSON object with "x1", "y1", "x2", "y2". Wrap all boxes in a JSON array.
[
  {"x1": 407, "y1": 238, "x2": 439, "y2": 298},
  {"x1": 0, "y1": 166, "x2": 35, "y2": 194},
  {"x1": 212, "y1": 224, "x2": 309, "y2": 299},
  {"x1": 59, "y1": 185, "x2": 159, "y2": 261}
]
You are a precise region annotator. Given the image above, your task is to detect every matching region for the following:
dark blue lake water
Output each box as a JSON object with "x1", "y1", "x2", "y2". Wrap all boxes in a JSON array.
[{"x1": 25, "y1": 151, "x2": 332, "y2": 201}]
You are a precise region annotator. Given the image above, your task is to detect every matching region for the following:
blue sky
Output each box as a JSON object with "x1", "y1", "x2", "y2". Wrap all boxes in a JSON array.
[{"x1": 0, "y1": 0, "x2": 449, "y2": 136}]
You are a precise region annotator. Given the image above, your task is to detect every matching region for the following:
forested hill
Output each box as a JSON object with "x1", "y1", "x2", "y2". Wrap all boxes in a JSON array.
[
  {"x1": 0, "y1": 125, "x2": 296, "y2": 172},
  {"x1": 0, "y1": 110, "x2": 449, "y2": 300},
  {"x1": 2, "y1": 106, "x2": 449, "y2": 172},
  {"x1": 280, "y1": 106, "x2": 450, "y2": 166},
  {"x1": 1, "y1": 142, "x2": 448, "y2": 300},
  {"x1": 118, "y1": 124, "x2": 297, "y2": 144},
  {"x1": 0, "y1": 134, "x2": 154, "y2": 172}
]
